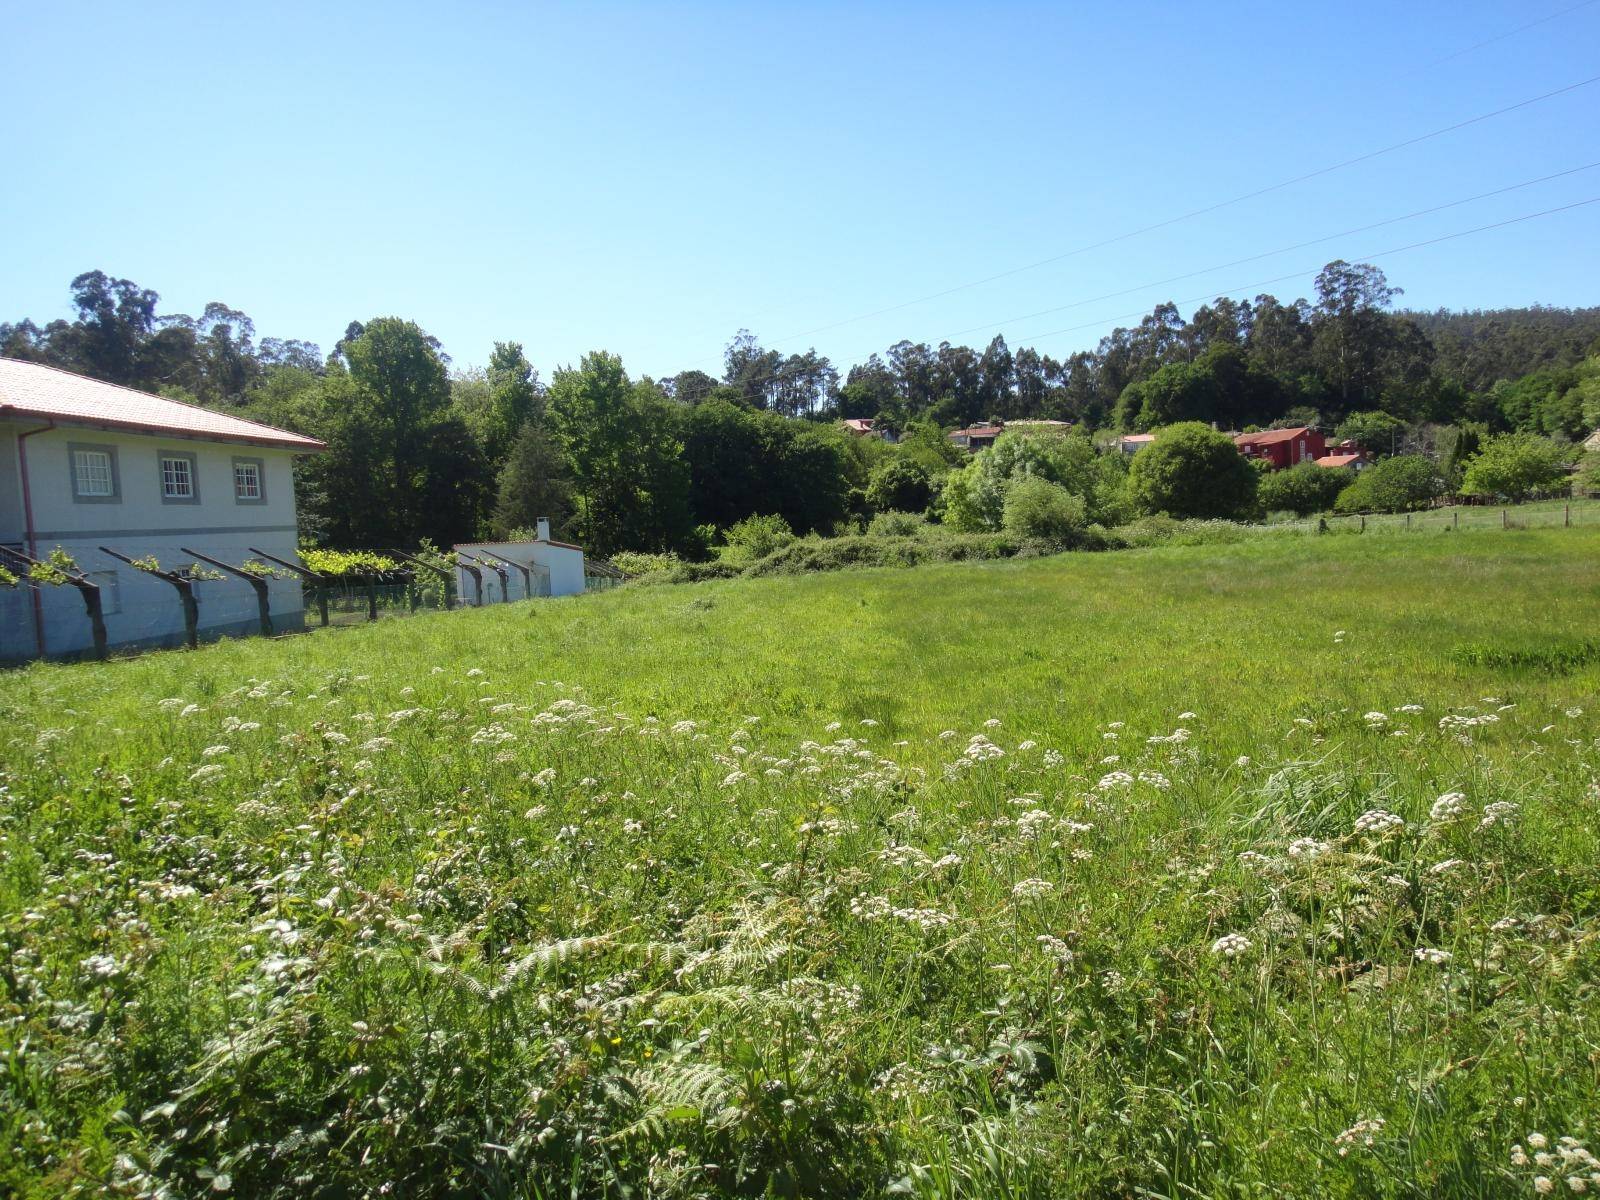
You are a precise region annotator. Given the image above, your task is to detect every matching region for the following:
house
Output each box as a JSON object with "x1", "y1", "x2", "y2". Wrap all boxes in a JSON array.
[
  {"x1": 1582, "y1": 429, "x2": 1600, "y2": 454},
  {"x1": 841, "y1": 417, "x2": 896, "y2": 443},
  {"x1": 453, "y1": 519, "x2": 586, "y2": 603},
  {"x1": 948, "y1": 423, "x2": 1005, "y2": 452},
  {"x1": 1314, "y1": 453, "x2": 1368, "y2": 471},
  {"x1": 1, "y1": 358, "x2": 325, "y2": 660},
  {"x1": 1116, "y1": 433, "x2": 1157, "y2": 456},
  {"x1": 1233, "y1": 426, "x2": 1326, "y2": 470}
]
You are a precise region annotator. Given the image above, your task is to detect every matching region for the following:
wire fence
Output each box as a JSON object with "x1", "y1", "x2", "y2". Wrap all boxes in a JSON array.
[{"x1": 1269, "y1": 499, "x2": 1599, "y2": 536}]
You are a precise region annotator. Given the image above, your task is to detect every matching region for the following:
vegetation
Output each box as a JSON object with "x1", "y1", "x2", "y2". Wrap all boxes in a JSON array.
[
  {"x1": 1335, "y1": 455, "x2": 1446, "y2": 513},
  {"x1": 4, "y1": 266, "x2": 1596, "y2": 558},
  {"x1": 1257, "y1": 460, "x2": 1353, "y2": 516},
  {"x1": 1459, "y1": 432, "x2": 1574, "y2": 501},
  {"x1": 1127, "y1": 422, "x2": 1259, "y2": 518},
  {"x1": 2, "y1": 532, "x2": 1599, "y2": 1196}
]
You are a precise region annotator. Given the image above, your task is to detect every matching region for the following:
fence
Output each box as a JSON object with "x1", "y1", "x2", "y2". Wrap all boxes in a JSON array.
[
  {"x1": 1270, "y1": 499, "x2": 1599, "y2": 536},
  {"x1": 2, "y1": 542, "x2": 629, "y2": 664}
]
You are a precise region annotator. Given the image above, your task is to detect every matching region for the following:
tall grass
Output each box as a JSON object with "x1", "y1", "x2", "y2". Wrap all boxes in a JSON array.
[{"x1": 2, "y1": 530, "x2": 1598, "y2": 1197}]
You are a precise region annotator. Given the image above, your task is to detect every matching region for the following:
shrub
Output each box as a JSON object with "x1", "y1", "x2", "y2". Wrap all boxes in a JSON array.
[
  {"x1": 1256, "y1": 462, "x2": 1352, "y2": 516},
  {"x1": 866, "y1": 510, "x2": 929, "y2": 537},
  {"x1": 1333, "y1": 410, "x2": 1406, "y2": 457},
  {"x1": 1001, "y1": 476, "x2": 1088, "y2": 541},
  {"x1": 943, "y1": 430, "x2": 1123, "y2": 531},
  {"x1": 1459, "y1": 433, "x2": 1572, "y2": 501},
  {"x1": 1127, "y1": 423, "x2": 1258, "y2": 519},
  {"x1": 719, "y1": 513, "x2": 796, "y2": 566},
  {"x1": 1333, "y1": 455, "x2": 1444, "y2": 513},
  {"x1": 609, "y1": 550, "x2": 683, "y2": 578},
  {"x1": 865, "y1": 458, "x2": 933, "y2": 515}
]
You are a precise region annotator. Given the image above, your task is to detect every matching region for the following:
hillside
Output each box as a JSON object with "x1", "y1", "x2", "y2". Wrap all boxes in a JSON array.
[{"x1": 3, "y1": 530, "x2": 1600, "y2": 1197}]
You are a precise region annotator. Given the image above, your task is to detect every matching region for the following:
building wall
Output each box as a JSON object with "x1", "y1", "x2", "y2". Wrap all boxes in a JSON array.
[
  {"x1": 453, "y1": 540, "x2": 585, "y2": 602},
  {"x1": 1, "y1": 422, "x2": 307, "y2": 660}
]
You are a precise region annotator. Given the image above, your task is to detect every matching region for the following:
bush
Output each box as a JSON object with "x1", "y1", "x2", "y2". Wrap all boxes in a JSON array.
[
  {"x1": 1127, "y1": 423, "x2": 1258, "y2": 519},
  {"x1": 865, "y1": 457, "x2": 933, "y2": 514},
  {"x1": 719, "y1": 513, "x2": 796, "y2": 566},
  {"x1": 741, "y1": 531, "x2": 1094, "y2": 577},
  {"x1": 609, "y1": 550, "x2": 684, "y2": 578},
  {"x1": 1459, "y1": 433, "x2": 1572, "y2": 501},
  {"x1": 1001, "y1": 476, "x2": 1088, "y2": 541},
  {"x1": 866, "y1": 510, "x2": 929, "y2": 537},
  {"x1": 942, "y1": 430, "x2": 1123, "y2": 530},
  {"x1": 1333, "y1": 455, "x2": 1444, "y2": 513},
  {"x1": 1256, "y1": 461, "x2": 1352, "y2": 516}
]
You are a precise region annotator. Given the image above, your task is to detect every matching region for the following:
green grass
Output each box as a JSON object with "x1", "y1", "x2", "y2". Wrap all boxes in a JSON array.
[{"x1": 3, "y1": 529, "x2": 1600, "y2": 1197}]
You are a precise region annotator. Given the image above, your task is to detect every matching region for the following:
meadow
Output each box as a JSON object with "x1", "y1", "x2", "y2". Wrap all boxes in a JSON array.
[{"x1": 3, "y1": 527, "x2": 1599, "y2": 1198}]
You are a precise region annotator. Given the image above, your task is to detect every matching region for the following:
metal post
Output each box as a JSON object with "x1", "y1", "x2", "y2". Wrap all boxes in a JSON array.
[{"x1": 475, "y1": 549, "x2": 534, "y2": 600}]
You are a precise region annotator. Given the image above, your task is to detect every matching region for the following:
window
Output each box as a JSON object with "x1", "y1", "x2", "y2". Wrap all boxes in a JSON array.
[
  {"x1": 68, "y1": 443, "x2": 120, "y2": 502},
  {"x1": 158, "y1": 451, "x2": 199, "y2": 504},
  {"x1": 232, "y1": 457, "x2": 265, "y2": 504}
]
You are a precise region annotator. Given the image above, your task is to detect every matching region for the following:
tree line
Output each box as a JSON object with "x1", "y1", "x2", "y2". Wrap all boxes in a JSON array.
[{"x1": 4, "y1": 264, "x2": 1597, "y2": 555}]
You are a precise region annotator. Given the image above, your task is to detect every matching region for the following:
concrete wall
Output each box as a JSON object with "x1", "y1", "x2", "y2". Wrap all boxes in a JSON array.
[
  {"x1": 1, "y1": 421, "x2": 307, "y2": 661},
  {"x1": 453, "y1": 539, "x2": 585, "y2": 603}
]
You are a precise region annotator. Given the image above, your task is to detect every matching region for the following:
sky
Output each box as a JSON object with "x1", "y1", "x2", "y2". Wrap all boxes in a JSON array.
[{"x1": 3, "y1": 1, "x2": 1598, "y2": 381}]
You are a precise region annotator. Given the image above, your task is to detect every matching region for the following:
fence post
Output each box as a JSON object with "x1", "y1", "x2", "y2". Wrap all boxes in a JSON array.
[
  {"x1": 1360, "y1": 515, "x2": 1365, "y2": 533},
  {"x1": 1566, "y1": 504, "x2": 1571, "y2": 527},
  {"x1": 1405, "y1": 513, "x2": 1411, "y2": 530},
  {"x1": 249, "y1": 548, "x2": 332, "y2": 627},
  {"x1": 390, "y1": 551, "x2": 455, "y2": 610},
  {"x1": 1453, "y1": 511, "x2": 1459, "y2": 530},
  {"x1": 183, "y1": 547, "x2": 272, "y2": 637},
  {"x1": 100, "y1": 546, "x2": 198, "y2": 649},
  {"x1": 457, "y1": 559, "x2": 484, "y2": 606},
  {"x1": 0, "y1": 546, "x2": 108, "y2": 660},
  {"x1": 1502, "y1": 509, "x2": 1508, "y2": 529},
  {"x1": 366, "y1": 578, "x2": 379, "y2": 622}
]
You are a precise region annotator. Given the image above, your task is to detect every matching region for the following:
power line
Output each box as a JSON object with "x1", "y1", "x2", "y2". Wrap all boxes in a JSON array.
[
  {"x1": 940, "y1": 160, "x2": 1600, "y2": 343},
  {"x1": 1020, "y1": 195, "x2": 1600, "y2": 348},
  {"x1": 771, "y1": 72, "x2": 1600, "y2": 346},
  {"x1": 1427, "y1": 0, "x2": 1600, "y2": 67}
]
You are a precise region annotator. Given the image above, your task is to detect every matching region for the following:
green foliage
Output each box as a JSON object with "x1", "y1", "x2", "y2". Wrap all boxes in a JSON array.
[
  {"x1": 1001, "y1": 476, "x2": 1088, "y2": 541},
  {"x1": 4, "y1": 533, "x2": 1600, "y2": 1196},
  {"x1": 0, "y1": 563, "x2": 16, "y2": 588},
  {"x1": 1577, "y1": 452, "x2": 1600, "y2": 495},
  {"x1": 1127, "y1": 422, "x2": 1259, "y2": 519},
  {"x1": 865, "y1": 457, "x2": 932, "y2": 514},
  {"x1": 866, "y1": 510, "x2": 930, "y2": 537},
  {"x1": 298, "y1": 548, "x2": 400, "y2": 577},
  {"x1": 1256, "y1": 461, "x2": 1352, "y2": 516},
  {"x1": 25, "y1": 547, "x2": 80, "y2": 586},
  {"x1": 1334, "y1": 454, "x2": 1444, "y2": 513},
  {"x1": 719, "y1": 513, "x2": 796, "y2": 566},
  {"x1": 491, "y1": 418, "x2": 573, "y2": 540},
  {"x1": 1459, "y1": 433, "x2": 1573, "y2": 501},
  {"x1": 944, "y1": 430, "x2": 1122, "y2": 531},
  {"x1": 1333, "y1": 410, "x2": 1406, "y2": 456},
  {"x1": 681, "y1": 400, "x2": 852, "y2": 536}
]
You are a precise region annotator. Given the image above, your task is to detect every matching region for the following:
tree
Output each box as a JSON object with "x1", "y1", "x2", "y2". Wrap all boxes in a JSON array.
[
  {"x1": 866, "y1": 458, "x2": 932, "y2": 514},
  {"x1": 492, "y1": 419, "x2": 574, "y2": 538},
  {"x1": 1127, "y1": 423, "x2": 1258, "y2": 519},
  {"x1": 1257, "y1": 461, "x2": 1351, "y2": 516},
  {"x1": 481, "y1": 342, "x2": 542, "y2": 467},
  {"x1": 1333, "y1": 455, "x2": 1443, "y2": 513},
  {"x1": 1310, "y1": 261, "x2": 1412, "y2": 414},
  {"x1": 1001, "y1": 476, "x2": 1087, "y2": 540},
  {"x1": 1459, "y1": 434, "x2": 1571, "y2": 501},
  {"x1": 1334, "y1": 410, "x2": 1406, "y2": 456},
  {"x1": 944, "y1": 431, "x2": 1123, "y2": 530},
  {"x1": 547, "y1": 352, "x2": 694, "y2": 554}
]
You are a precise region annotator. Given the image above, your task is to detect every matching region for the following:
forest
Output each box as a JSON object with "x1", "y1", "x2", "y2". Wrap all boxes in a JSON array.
[{"x1": 4, "y1": 265, "x2": 1598, "y2": 555}]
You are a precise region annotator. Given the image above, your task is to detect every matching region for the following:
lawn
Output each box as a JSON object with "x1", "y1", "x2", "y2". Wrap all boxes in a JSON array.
[{"x1": 3, "y1": 528, "x2": 1599, "y2": 1197}]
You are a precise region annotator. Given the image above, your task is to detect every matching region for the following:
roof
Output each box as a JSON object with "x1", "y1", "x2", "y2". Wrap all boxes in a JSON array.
[
  {"x1": 0, "y1": 358, "x2": 326, "y2": 452},
  {"x1": 1118, "y1": 433, "x2": 1157, "y2": 444},
  {"x1": 1006, "y1": 419, "x2": 1072, "y2": 428},
  {"x1": 841, "y1": 418, "x2": 876, "y2": 433},
  {"x1": 1583, "y1": 429, "x2": 1600, "y2": 451},
  {"x1": 1315, "y1": 453, "x2": 1364, "y2": 469},
  {"x1": 950, "y1": 424, "x2": 1004, "y2": 439},
  {"x1": 1234, "y1": 426, "x2": 1313, "y2": 448}
]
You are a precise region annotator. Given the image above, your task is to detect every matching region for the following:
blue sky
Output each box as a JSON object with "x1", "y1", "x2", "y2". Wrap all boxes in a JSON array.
[{"x1": 3, "y1": 1, "x2": 1597, "y2": 381}]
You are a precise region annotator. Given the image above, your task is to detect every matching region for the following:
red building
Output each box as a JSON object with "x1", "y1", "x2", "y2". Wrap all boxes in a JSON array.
[{"x1": 1233, "y1": 426, "x2": 1326, "y2": 470}]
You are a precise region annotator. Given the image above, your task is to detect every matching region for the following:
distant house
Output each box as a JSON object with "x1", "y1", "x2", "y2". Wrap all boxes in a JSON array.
[
  {"x1": 1, "y1": 358, "x2": 325, "y2": 660},
  {"x1": 1315, "y1": 453, "x2": 1368, "y2": 471},
  {"x1": 453, "y1": 520, "x2": 586, "y2": 603},
  {"x1": 1116, "y1": 433, "x2": 1157, "y2": 456},
  {"x1": 1234, "y1": 426, "x2": 1325, "y2": 470},
  {"x1": 1583, "y1": 428, "x2": 1600, "y2": 454},
  {"x1": 841, "y1": 417, "x2": 896, "y2": 443},
  {"x1": 948, "y1": 423, "x2": 1004, "y2": 452}
]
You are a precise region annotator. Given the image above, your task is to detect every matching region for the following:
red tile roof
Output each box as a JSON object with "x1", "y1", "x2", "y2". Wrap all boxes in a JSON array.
[
  {"x1": 842, "y1": 418, "x2": 876, "y2": 433},
  {"x1": 1315, "y1": 453, "x2": 1364, "y2": 469},
  {"x1": 0, "y1": 358, "x2": 326, "y2": 451},
  {"x1": 1234, "y1": 426, "x2": 1312, "y2": 448},
  {"x1": 952, "y1": 424, "x2": 1004, "y2": 438}
]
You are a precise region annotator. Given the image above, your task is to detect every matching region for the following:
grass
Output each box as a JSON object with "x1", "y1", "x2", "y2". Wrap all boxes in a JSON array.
[{"x1": 3, "y1": 528, "x2": 1599, "y2": 1197}]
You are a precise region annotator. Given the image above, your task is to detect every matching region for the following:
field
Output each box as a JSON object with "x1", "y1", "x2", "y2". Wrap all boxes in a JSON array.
[{"x1": 3, "y1": 528, "x2": 1600, "y2": 1197}]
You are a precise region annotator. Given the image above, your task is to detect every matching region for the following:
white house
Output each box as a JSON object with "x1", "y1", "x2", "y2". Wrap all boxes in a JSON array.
[
  {"x1": 0, "y1": 358, "x2": 325, "y2": 661},
  {"x1": 453, "y1": 519, "x2": 586, "y2": 603}
]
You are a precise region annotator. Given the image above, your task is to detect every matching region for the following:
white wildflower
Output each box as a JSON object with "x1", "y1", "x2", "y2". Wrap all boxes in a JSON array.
[
  {"x1": 1353, "y1": 809, "x2": 1404, "y2": 835},
  {"x1": 1413, "y1": 947, "x2": 1452, "y2": 965},
  {"x1": 1430, "y1": 792, "x2": 1467, "y2": 821},
  {"x1": 1210, "y1": 933, "x2": 1251, "y2": 957},
  {"x1": 1011, "y1": 878, "x2": 1054, "y2": 900}
]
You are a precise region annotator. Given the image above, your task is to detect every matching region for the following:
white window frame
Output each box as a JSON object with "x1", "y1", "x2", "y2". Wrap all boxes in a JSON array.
[
  {"x1": 159, "y1": 450, "x2": 200, "y2": 505},
  {"x1": 68, "y1": 442, "x2": 120, "y2": 503},
  {"x1": 232, "y1": 456, "x2": 266, "y2": 505}
]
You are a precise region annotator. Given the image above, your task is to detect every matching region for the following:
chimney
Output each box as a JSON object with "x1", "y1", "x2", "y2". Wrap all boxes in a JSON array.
[{"x1": 536, "y1": 517, "x2": 551, "y2": 542}]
